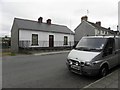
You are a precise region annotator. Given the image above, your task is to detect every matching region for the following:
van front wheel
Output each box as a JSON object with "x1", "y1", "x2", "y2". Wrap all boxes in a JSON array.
[{"x1": 99, "y1": 66, "x2": 108, "y2": 77}]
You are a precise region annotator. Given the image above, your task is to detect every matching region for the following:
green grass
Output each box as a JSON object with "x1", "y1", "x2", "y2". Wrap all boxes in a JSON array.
[
  {"x1": 10, "y1": 53, "x2": 16, "y2": 56},
  {"x1": 0, "y1": 52, "x2": 16, "y2": 56}
]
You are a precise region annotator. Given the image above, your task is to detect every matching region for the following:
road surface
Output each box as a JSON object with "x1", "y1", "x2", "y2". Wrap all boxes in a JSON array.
[{"x1": 2, "y1": 53, "x2": 99, "y2": 88}]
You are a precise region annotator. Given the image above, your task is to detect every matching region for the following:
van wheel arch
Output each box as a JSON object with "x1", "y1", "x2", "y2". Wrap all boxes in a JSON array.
[{"x1": 99, "y1": 63, "x2": 109, "y2": 77}]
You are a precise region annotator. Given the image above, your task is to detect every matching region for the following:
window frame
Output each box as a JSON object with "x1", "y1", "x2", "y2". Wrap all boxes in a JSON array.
[
  {"x1": 103, "y1": 38, "x2": 115, "y2": 57},
  {"x1": 31, "y1": 34, "x2": 38, "y2": 46},
  {"x1": 64, "y1": 36, "x2": 68, "y2": 45}
]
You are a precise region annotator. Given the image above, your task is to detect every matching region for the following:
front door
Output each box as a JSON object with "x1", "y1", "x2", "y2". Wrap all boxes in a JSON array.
[{"x1": 49, "y1": 35, "x2": 54, "y2": 47}]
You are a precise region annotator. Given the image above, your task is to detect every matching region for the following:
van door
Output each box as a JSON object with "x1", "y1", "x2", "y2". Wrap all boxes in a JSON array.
[
  {"x1": 115, "y1": 38, "x2": 120, "y2": 65},
  {"x1": 103, "y1": 38, "x2": 118, "y2": 68},
  {"x1": 118, "y1": 38, "x2": 120, "y2": 64}
]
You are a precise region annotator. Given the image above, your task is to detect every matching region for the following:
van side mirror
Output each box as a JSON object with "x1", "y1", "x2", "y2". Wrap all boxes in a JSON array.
[
  {"x1": 72, "y1": 44, "x2": 76, "y2": 49},
  {"x1": 103, "y1": 47, "x2": 113, "y2": 57},
  {"x1": 72, "y1": 43, "x2": 78, "y2": 49}
]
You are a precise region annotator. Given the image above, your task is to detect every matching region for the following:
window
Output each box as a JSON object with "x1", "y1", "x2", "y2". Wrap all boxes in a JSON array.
[
  {"x1": 95, "y1": 29, "x2": 98, "y2": 35},
  {"x1": 116, "y1": 38, "x2": 120, "y2": 50},
  {"x1": 64, "y1": 36, "x2": 68, "y2": 45},
  {"x1": 97, "y1": 30, "x2": 100, "y2": 35},
  {"x1": 100, "y1": 31, "x2": 103, "y2": 35},
  {"x1": 103, "y1": 38, "x2": 115, "y2": 57},
  {"x1": 32, "y1": 34, "x2": 38, "y2": 45},
  {"x1": 105, "y1": 31, "x2": 107, "y2": 35},
  {"x1": 76, "y1": 38, "x2": 107, "y2": 52},
  {"x1": 102, "y1": 30, "x2": 104, "y2": 34}
]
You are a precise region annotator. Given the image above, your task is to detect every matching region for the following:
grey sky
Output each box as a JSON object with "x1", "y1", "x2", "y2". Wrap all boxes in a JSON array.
[{"x1": 0, "y1": 0, "x2": 119, "y2": 37}]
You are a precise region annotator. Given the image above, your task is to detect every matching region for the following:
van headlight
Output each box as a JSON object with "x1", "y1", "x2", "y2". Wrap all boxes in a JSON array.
[
  {"x1": 67, "y1": 59, "x2": 72, "y2": 65},
  {"x1": 84, "y1": 61, "x2": 102, "y2": 66},
  {"x1": 75, "y1": 62, "x2": 79, "y2": 66},
  {"x1": 85, "y1": 62, "x2": 91, "y2": 66},
  {"x1": 69, "y1": 61, "x2": 73, "y2": 65}
]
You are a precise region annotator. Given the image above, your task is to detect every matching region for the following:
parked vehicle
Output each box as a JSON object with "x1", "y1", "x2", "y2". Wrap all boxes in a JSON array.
[{"x1": 66, "y1": 36, "x2": 120, "y2": 77}]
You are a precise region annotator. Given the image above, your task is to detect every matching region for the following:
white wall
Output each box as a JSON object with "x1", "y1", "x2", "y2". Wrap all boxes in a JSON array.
[{"x1": 19, "y1": 29, "x2": 74, "y2": 47}]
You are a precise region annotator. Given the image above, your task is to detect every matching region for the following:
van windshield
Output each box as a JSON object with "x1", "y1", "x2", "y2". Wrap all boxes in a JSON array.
[{"x1": 75, "y1": 38, "x2": 107, "y2": 52}]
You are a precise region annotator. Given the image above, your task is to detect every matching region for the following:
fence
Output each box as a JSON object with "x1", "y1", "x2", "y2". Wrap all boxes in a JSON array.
[
  {"x1": 19, "y1": 40, "x2": 74, "y2": 48},
  {"x1": 1, "y1": 39, "x2": 11, "y2": 53}
]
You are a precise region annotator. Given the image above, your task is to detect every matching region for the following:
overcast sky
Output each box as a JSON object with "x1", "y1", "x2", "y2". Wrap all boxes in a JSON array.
[{"x1": 0, "y1": 0, "x2": 119, "y2": 37}]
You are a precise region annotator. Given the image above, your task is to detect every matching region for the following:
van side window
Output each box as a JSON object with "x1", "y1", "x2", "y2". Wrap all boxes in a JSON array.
[
  {"x1": 118, "y1": 38, "x2": 120, "y2": 50},
  {"x1": 103, "y1": 38, "x2": 115, "y2": 57},
  {"x1": 115, "y1": 38, "x2": 120, "y2": 51}
]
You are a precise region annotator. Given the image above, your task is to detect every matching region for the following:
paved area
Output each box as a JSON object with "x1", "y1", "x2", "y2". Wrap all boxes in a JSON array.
[
  {"x1": 2, "y1": 52, "x2": 98, "y2": 88},
  {"x1": 83, "y1": 68, "x2": 119, "y2": 89},
  {"x1": 33, "y1": 50, "x2": 70, "y2": 56},
  {"x1": 0, "y1": 57, "x2": 2, "y2": 90},
  {"x1": 2, "y1": 50, "x2": 120, "y2": 89}
]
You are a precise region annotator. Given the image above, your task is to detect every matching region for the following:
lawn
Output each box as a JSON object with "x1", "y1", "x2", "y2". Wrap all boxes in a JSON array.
[{"x1": 0, "y1": 48, "x2": 16, "y2": 56}]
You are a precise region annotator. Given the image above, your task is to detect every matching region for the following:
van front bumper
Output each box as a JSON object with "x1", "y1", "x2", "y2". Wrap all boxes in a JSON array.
[{"x1": 66, "y1": 62, "x2": 99, "y2": 76}]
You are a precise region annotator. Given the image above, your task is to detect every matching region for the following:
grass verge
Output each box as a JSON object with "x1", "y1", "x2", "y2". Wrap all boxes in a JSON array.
[{"x1": 0, "y1": 52, "x2": 16, "y2": 56}]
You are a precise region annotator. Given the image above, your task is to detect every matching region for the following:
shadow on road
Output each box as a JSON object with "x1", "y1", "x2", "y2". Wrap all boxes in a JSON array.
[{"x1": 66, "y1": 64, "x2": 120, "y2": 81}]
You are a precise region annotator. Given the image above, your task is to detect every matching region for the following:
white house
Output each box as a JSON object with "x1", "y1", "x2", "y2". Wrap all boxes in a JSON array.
[
  {"x1": 74, "y1": 16, "x2": 117, "y2": 44},
  {"x1": 11, "y1": 17, "x2": 74, "y2": 53}
]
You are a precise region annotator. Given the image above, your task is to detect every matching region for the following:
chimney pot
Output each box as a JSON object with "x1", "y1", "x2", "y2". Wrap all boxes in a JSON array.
[
  {"x1": 38, "y1": 17, "x2": 43, "y2": 23},
  {"x1": 81, "y1": 16, "x2": 88, "y2": 22},
  {"x1": 96, "y1": 21, "x2": 101, "y2": 26},
  {"x1": 117, "y1": 25, "x2": 119, "y2": 31},
  {"x1": 47, "y1": 19, "x2": 51, "y2": 25},
  {"x1": 108, "y1": 27, "x2": 111, "y2": 30}
]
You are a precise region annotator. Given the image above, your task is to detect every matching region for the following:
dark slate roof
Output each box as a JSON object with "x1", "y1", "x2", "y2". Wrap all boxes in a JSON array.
[
  {"x1": 87, "y1": 21, "x2": 115, "y2": 34},
  {"x1": 14, "y1": 18, "x2": 74, "y2": 35}
]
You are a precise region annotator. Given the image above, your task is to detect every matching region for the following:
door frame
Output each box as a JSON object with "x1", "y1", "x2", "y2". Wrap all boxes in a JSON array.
[{"x1": 49, "y1": 35, "x2": 54, "y2": 47}]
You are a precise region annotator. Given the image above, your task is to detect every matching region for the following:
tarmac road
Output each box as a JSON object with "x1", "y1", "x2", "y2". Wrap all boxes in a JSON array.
[{"x1": 2, "y1": 53, "x2": 99, "y2": 88}]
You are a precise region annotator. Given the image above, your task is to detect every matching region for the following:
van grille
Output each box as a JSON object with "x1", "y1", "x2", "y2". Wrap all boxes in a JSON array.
[
  {"x1": 70, "y1": 60, "x2": 80, "y2": 66},
  {"x1": 69, "y1": 59, "x2": 85, "y2": 66}
]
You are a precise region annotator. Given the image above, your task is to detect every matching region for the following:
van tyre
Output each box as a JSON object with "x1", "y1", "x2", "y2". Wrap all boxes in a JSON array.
[{"x1": 99, "y1": 66, "x2": 108, "y2": 77}]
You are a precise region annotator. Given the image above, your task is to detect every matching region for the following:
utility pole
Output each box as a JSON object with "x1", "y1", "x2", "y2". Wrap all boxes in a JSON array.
[
  {"x1": 117, "y1": 25, "x2": 119, "y2": 31},
  {"x1": 117, "y1": 25, "x2": 120, "y2": 35},
  {"x1": 69, "y1": 16, "x2": 72, "y2": 49}
]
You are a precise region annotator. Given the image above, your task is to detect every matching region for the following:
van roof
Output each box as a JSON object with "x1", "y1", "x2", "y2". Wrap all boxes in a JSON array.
[{"x1": 83, "y1": 35, "x2": 120, "y2": 39}]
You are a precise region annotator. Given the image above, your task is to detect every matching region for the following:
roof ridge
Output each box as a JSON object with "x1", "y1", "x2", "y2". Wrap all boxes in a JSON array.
[
  {"x1": 13, "y1": 17, "x2": 74, "y2": 34},
  {"x1": 14, "y1": 17, "x2": 67, "y2": 27},
  {"x1": 87, "y1": 21, "x2": 113, "y2": 30},
  {"x1": 15, "y1": 17, "x2": 37, "y2": 23}
]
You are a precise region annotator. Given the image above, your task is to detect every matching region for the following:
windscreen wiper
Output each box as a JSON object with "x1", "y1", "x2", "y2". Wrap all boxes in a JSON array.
[
  {"x1": 88, "y1": 48, "x2": 103, "y2": 51},
  {"x1": 75, "y1": 47, "x2": 90, "y2": 51}
]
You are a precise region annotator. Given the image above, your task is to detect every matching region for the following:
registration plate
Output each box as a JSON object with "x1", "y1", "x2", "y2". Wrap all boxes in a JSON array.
[{"x1": 71, "y1": 65, "x2": 80, "y2": 70}]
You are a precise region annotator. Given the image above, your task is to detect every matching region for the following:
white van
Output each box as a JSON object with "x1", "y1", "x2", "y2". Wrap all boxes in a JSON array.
[{"x1": 66, "y1": 36, "x2": 120, "y2": 77}]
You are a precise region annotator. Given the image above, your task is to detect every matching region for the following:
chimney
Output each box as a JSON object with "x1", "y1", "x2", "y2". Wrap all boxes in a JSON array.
[
  {"x1": 81, "y1": 16, "x2": 88, "y2": 22},
  {"x1": 117, "y1": 25, "x2": 119, "y2": 31},
  {"x1": 96, "y1": 21, "x2": 101, "y2": 26},
  {"x1": 47, "y1": 19, "x2": 51, "y2": 25},
  {"x1": 38, "y1": 17, "x2": 43, "y2": 23},
  {"x1": 108, "y1": 27, "x2": 111, "y2": 30}
]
